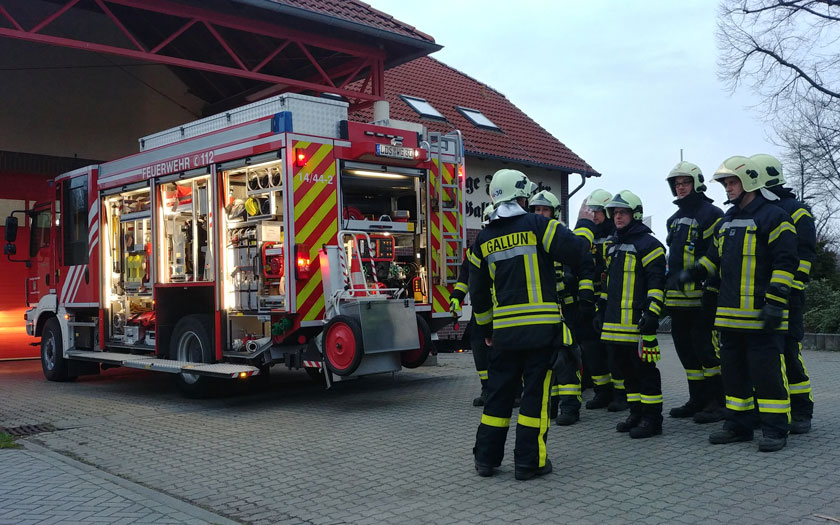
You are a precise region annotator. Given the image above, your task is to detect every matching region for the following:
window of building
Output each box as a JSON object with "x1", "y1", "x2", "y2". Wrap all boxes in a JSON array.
[
  {"x1": 456, "y1": 106, "x2": 500, "y2": 131},
  {"x1": 400, "y1": 95, "x2": 446, "y2": 120}
]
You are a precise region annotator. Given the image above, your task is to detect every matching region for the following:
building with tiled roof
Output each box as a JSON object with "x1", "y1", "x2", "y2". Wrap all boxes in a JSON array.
[{"x1": 350, "y1": 56, "x2": 599, "y2": 229}]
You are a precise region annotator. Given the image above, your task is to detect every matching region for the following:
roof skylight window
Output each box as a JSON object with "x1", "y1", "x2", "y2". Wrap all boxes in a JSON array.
[
  {"x1": 456, "y1": 106, "x2": 500, "y2": 130},
  {"x1": 400, "y1": 95, "x2": 446, "y2": 120}
]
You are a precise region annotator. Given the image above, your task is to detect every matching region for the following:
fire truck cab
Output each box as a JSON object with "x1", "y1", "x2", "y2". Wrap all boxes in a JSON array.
[{"x1": 4, "y1": 94, "x2": 465, "y2": 396}]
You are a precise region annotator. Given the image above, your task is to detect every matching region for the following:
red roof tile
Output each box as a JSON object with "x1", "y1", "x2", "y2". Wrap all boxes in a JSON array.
[
  {"x1": 350, "y1": 57, "x2": 599, "y2": 175},
  {"x1": 267, "y1": 0, "x2": 435, "y2": 42}
]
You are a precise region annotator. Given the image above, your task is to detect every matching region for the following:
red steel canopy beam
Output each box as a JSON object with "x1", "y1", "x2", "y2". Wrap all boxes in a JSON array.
[{"x1": 0, "y1": 0, "x2": 386, "y2": 105}]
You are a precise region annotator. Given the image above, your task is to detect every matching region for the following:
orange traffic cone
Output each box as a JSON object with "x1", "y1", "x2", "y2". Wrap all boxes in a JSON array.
[{"x1": 350, "y1": 254, "x2": 368, "y2": 297}]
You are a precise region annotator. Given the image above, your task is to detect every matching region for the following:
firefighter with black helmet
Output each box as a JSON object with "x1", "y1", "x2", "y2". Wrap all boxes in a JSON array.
[
  {"x1": 470, "y1": 169, "x2": 587, "y2": 480},
  {"x1": 598, "y1": 190, "x2": 667, "y2": 439},
  {"x1": 574, "y1": 189, "x2": 623, "y2": 412},
  {"x1": 664, "y1": 162, "x2": 725, "y2": 424},
  {"x1": 450, "y1": 206, "x2": 495, "y2": 407},
  {"x1": 751, "y1": 153, "x2": 815, "y2": 434},
  {"x1": 680, "y1": 155, "x2": 797, "y2": 452},
  {"x1": 529, "y1": 190, "x2": 595, "y2": 426}
]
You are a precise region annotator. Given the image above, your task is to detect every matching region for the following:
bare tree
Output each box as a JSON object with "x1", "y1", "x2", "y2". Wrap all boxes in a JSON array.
[{"x1": 718, "y1": 0, "x2": 840, "y2": 243}]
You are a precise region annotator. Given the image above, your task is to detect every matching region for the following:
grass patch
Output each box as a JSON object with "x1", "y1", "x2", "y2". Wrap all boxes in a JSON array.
[{"x1": 0, "y1": 432, "x2": 22, "y2": 449}]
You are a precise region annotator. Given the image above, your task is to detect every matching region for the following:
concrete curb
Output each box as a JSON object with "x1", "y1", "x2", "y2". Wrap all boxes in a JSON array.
[
  {"x1": 21, "y1": 440, "x2": 240, "y2": 525},
  {"x1": 802, "y1": 333, "x2": 840, "y2": 352}
]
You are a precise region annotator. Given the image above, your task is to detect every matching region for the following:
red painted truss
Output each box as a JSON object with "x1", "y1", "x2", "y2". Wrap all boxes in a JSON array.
[{"x1": 0, "y1": 0, "x2": 384, "y2": 108}]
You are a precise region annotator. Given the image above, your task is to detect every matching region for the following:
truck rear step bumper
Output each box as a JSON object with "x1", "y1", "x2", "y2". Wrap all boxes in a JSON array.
[{"x1": 66, "y1": 350, "x2": 260, "y2": 379}]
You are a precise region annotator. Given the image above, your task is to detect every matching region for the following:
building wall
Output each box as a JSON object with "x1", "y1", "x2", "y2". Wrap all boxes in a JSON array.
[{"x1": 462, "y1": 156, "x2": 570, "y2": 231}]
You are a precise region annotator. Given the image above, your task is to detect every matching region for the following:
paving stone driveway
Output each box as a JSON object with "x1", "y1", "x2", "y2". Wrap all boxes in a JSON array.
[{"x1": 1, "y1": 340, "x2": 839, "y2": 524}]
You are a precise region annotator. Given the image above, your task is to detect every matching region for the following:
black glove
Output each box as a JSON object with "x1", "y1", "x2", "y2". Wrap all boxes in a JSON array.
[
  {"x1": 678, "y1": 266, "x2": 707, "y2": 290},
  {"x1": 637, "y1": 311, "x2": 659, "y2": 335},
  {"x1": 758, "y1": 304, "x2": 783, "y2": 332},
  {"x1": 577, "y1": 299, "x2": 596, "y2": 322},
  {"x1": 550, "y1": 344, "x2": 582, "y2": 374},
  {"x1": 701, "y1": 290, "x2": 717, "y2": 328}
]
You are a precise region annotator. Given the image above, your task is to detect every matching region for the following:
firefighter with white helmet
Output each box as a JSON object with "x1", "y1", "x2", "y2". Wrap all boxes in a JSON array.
[
  {"x1": 529, "y1": 190, "x2": 596, "y2": 426},
  {"x1": 574, "y1": 189, "x2": 623, "y2": 412},
  {"x1": 751, "y1": 153, "x2": 815, "y2": 434},
  {"x1": 597, "y1": 190, "x2": 666, "y2": 439},
  {"x1": 680, "y1": 155, "x2": 798, "y2": 452},
  {"x1": 664, "y1": 162, "x2": 725, "y2": 424},
  {"x1": 470, "y1": 169, "x2": 589, "y2": 480}
]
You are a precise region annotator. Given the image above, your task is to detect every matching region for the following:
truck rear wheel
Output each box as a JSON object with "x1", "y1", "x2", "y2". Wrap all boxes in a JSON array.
[
  {"x1": 41, "y1": 317, "x2": 73, "y2": 382},
  {"x1": 171, "y1": 314, "x2": 215, "y2": 398},
  {"x1": 322, "y1": 315, "x2": 363, "y2": 376},
  {"x1": 400, "y1": 315, "x2": 432, "y2": 369}
]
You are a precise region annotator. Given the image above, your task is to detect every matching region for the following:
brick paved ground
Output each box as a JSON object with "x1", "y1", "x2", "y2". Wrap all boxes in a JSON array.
[{"x1": 1, "y1": 339, "x2": 839, "y2": 524}]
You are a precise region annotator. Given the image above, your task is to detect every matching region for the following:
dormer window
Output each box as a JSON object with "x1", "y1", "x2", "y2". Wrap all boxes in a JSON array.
[
  {"x1": 400, "y1": 95, "x2": 446, "y2": 120},
  {"x1": 456, "y1": 106, "x2": 500, "y2": 131}
]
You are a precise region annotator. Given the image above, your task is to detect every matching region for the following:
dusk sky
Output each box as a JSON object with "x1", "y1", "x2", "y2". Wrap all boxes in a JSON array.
[{"x1": 366, "y1": 0, "x2": 780, "y2": 239}]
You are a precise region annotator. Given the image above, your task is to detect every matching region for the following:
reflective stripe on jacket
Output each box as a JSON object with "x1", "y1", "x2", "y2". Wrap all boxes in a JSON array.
[
  {"x1": 469, "y1": 213, "x2": 588, "y2": 350},
  {"x1": 697, "y1": 194, "x2": 798, "y2": 332}
]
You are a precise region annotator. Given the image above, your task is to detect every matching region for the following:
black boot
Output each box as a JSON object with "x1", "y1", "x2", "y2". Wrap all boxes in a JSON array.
[
  {"x1": 514, "y1": 458, "x2": 553, "y2": 481},
  {"x1": 629, "y1": 417, "x2": 662, "y2": 439},
  {"x1": 586, "y1": 387, "x2": 613, "y2": 410},
  {"x1": 709, "y1": 427, "x2": 753, "y2": 444},
  {"x1": 693, "y1": 375, "x2": 725, "y2": 423},
  {"x1": 758, "y1": 434, "x2": 787, "y2": 452},
  {"x1": 791, "y1": 416, "x2": 812, "y2": 435},
  {"x1": 607, "y1": 390, "x2": 629, "y2": 412},
  {"x1": 555, "y1": 410, "x2": 580, "y2": 426},
  {"x1": 472, "y1": 392, "x2": 486, "y2": 407},
  {"x1": 616, "y1": 412, "x2": 642, "y2": 432},
  {"x1": 669, "y1": 379, "x2": 705, "y2": 418}
]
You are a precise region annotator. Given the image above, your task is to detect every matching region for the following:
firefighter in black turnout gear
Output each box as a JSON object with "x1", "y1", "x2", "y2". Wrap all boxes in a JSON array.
[
  {"x1": 450, "y1": 207, "x2": 495, "y2": 407},
  {"x1": 529, "y1": 190, "x2": 596, "y2": 426},
  {"x1": 751, "y1": 154, "x2": 815, "y2": 434},
  {"x1": 681, "y1": 155, "x2": 797, "y2": 452},
  {"x1": 598, "y1": 190, "x2": 667, "y2": 439},
  {"x1": 574, "y1": 189, "x2": 621, "y2": 411},
  {"x1": 470, "y1": 169, "x2": 587, "y2": 480},
  {"x1": 664, "y1": 162, "x2": 725, "y2": 424}
]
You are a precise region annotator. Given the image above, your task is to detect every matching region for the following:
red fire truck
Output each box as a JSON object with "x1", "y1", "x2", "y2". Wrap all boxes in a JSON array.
[{"x1": 3, "y1": 93, "x2": 465, "y2": 396}]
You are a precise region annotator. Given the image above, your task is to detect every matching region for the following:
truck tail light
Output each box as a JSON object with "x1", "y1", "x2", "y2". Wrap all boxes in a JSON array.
[
  {"x1": 295, "y1": 148, "x2": 307, "y2": 167},
  {"x1": 295, "y1": 244, "x2": 311, "y2": 279}
]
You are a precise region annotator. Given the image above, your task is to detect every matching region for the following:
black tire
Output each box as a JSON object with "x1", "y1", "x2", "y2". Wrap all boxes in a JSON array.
[
  {"x1": 170, "y1": 314, "x2": 215, "y2": 398},
  {"x1": 41, "y1": 317, "x2": 73, "y2": 382},
  {"x1": 401, "y1": 314, "x2": 432, "y2": 369},
  {"x1": 322, "y1": 315, "x2": 364, "y2": 376}
]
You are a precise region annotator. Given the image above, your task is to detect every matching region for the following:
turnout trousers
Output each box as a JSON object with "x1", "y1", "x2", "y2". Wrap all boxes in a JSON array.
[
  {"x1": 551, "y1": 304, "x2": 581, "y2": 417},
  {"x1": 474, "y1": 345, "x2": 553, "y2": 471},
  {"x1": 719, "y1": 330, "x2": 790, "y2": 437},
  {"x1": 785, "y1": 291, "x2": 813, "y2": 420},
  {"x1": 670, "y1": 308, "x2": 722, "y2": 404},
  {"x1": 608, "y1": 343, "x2": 662, "y2": 420},
  {"x1": 469, "y1": 317, "x2": 490, "y2": 390}
]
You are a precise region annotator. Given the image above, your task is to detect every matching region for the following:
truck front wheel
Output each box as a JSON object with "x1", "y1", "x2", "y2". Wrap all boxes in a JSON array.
[
  {"x1": 41, "y1": 317, "x2": 73, "y2": 382},
  {"x1": 171, "y1": 314, "x2": 215, "y2": 398}
]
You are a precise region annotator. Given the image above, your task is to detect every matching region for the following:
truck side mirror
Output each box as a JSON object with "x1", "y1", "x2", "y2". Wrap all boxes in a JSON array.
[{"x1": 4, "y1": 216, "x2": 18, "y2": 242}]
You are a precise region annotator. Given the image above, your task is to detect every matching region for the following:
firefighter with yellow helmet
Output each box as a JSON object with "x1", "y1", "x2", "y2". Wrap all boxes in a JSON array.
[
  {"x1": 596, "y1": 190, "x2": 667, "y2": 439},
  {"x1": 664, "y1": 162, "x2": 725, "y2": 424},
  {"x1": 751, "y1": 154, "x2": 815, "y2": 434},
  {"x1": 529, "y1": 190, "x2": 596, "y2": 426},
  {"x1": 680, "y1": 155, "x2": 797, "y2": 452},
  {"x1": 470, "y1": 169, "x2": 588, "y2": 480},
  {"x1": 574, "y1": 189, "x2": 624, "y2": 412}
]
